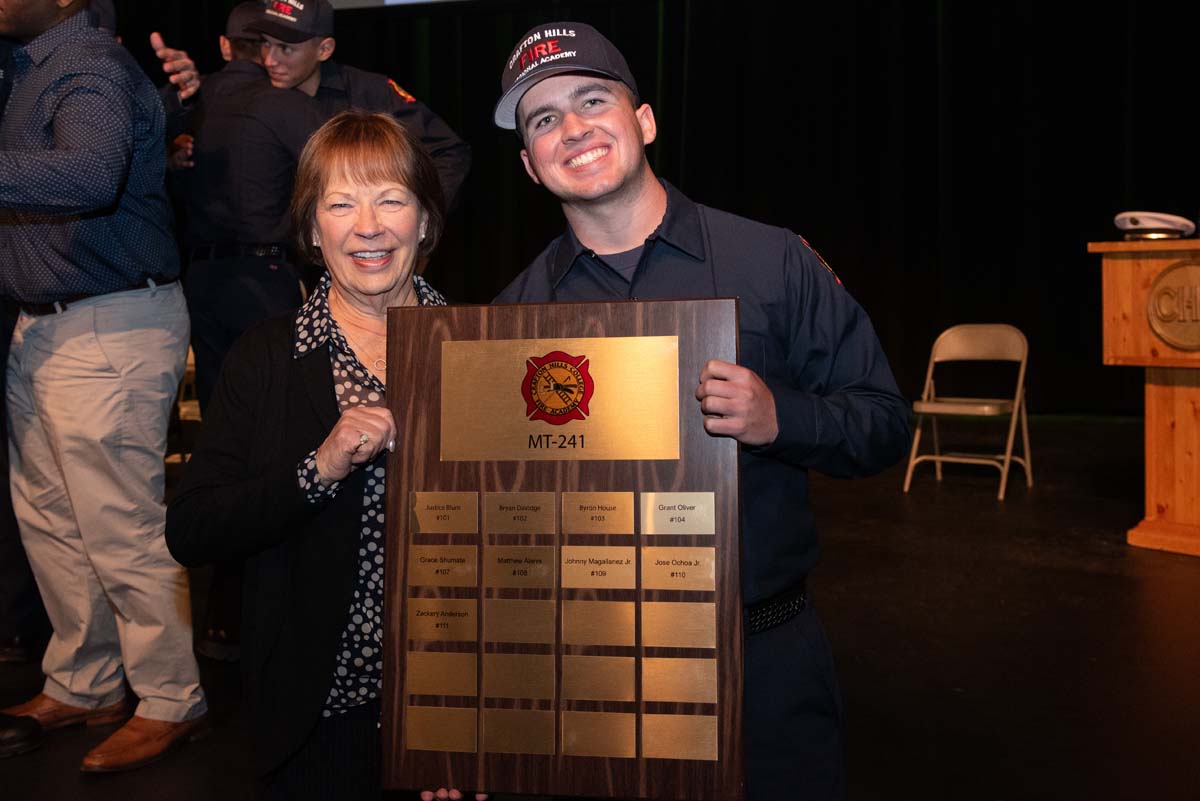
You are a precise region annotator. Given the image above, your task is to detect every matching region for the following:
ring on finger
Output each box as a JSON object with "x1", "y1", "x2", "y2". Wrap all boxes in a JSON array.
[{"x1": 359, "y1": 432, "x2": 369, "y2": 446}]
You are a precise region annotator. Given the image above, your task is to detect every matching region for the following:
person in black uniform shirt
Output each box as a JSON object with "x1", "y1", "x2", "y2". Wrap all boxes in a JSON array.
[
  {"x1": 492, "y1": 23, "x2": 910, "y2": 801},
  {"x1": 243, "y1": 0, "x2": 470, "y2": 208},
  {"x1": 178, "y1": 1, "x2": 325, "y2": 413}
]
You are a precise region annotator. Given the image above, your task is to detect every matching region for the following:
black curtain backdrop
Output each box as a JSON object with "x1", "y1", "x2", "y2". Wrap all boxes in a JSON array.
[{"x1": 111, "y1": 0, "x2": 1200, "y2": 415}]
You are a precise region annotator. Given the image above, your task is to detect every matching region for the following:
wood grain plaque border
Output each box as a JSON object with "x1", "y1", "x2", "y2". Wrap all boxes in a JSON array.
[{"x1": 383, "y1": 300, "x2": 744, "y2": 800}]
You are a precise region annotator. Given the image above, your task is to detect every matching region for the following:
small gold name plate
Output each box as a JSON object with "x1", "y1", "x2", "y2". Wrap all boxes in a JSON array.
[
  {"x1": 408, "y1": 599, "x2": 476, "y2": 641},
  {"x1": 407, "y1": 546, "x2": 477, "y2": 587},
  {"x1": 641, "y1": 492, "x2": 716, "y2": 536},
  {"x1": 406, "y1": 651, "x2": 477, "y2": 698},
  {"x1": 483, "y1": 545, "x2": 555, "y2": 589},
  {"x1": 562, "y1": 492, "x2": 634, "y2": 534},
  {"x1": 641, "y1": 547, "x2": 717, "y2": 591},
  {"x1": 406, "y1": 706, "x2": 477, "y2": 753},
  {"x1": 561, "y1": 546, "x2": 636, "y2": 589},
  {"x1": 440, "y1": 337, "x2": 680, "y2": 462},
  {"x1": 483, "y1": 492, "x2": 556, "y2": 534},
  {"x1": 411, "y1": 492, "x2": 478, "y2": 534}
]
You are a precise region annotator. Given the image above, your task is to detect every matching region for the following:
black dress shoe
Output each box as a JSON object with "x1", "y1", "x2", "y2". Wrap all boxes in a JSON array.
[{"x1": 0, "y1": 713, "x2": 45, "y2": 758}]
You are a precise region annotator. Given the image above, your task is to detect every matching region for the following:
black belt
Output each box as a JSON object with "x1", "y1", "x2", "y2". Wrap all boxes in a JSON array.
[
  {"x1": 190, "y1": 243, "x2": 287, "y2": 261},
  {"x1": 19, "y1": 276, "x2": 177, "y2": 317},
  {"x1": 744, "y1": 581, "x2": 807, "y2": 636}
]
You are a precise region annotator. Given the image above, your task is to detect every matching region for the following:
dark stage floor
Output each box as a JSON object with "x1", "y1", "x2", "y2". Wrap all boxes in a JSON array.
[{"x1": 2, "y1": 416, "x2": 1198, "y2": 801}]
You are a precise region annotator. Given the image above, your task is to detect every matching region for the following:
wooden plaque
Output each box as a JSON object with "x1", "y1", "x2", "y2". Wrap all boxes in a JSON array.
[{"x1": 383, "y1": 300, "x2": 744, "y2": 800}]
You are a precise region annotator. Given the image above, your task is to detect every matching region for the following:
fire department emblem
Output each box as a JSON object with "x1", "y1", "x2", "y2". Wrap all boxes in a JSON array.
[{"x1": 522, "y1": 351, "x2": 594, "y2": 425}]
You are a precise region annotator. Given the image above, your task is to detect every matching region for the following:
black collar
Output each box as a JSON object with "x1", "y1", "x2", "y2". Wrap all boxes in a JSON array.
[{"x1": 547, "y1": 179, "x2": 707, "y2": 288}]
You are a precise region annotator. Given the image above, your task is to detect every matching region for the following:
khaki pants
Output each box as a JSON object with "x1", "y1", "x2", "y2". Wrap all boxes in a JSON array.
[{"x1": 6, "y1": 282, "x2": 206, "y2": 722}]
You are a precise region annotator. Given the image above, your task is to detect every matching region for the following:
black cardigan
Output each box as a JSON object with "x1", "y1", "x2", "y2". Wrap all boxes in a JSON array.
[{"x1": 166, "y1": 313, "x2": 377, "y2": 777}]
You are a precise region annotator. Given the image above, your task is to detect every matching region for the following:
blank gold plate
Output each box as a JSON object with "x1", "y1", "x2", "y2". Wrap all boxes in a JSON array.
[
  {"x1": 561, "y1": 711, "x2": 636, "y2": 758},
  {"x1": 406, "y1": 706, "x2": 477, "y2": 753},
  {"x1": 561, "y1": 600, "x2": 635, "y2": 646},
  {"x1": 406, "y1": 651, "x2": 476, "y2": 697},
  {"x1": 483, "y1": 599, "x2": 555, "y2": 644},
  {"x1": 561, "y1": 655, "x2": 635, "y2": 701},
  {"x1": 483, "y1": 709, "x2": 556, "y2": 755},
  {"x1": 641, "y1": 714, "x2": 717, "y2": 761},
  {"x1": 642, "y1": 658, "x2": 718, "y2": 703},
  {"x1": 642, "y1": 602, "x2": 717, "y2": 648},
  {"x1": 483, "y1": 653, "x2": 554, "y2": 700}
]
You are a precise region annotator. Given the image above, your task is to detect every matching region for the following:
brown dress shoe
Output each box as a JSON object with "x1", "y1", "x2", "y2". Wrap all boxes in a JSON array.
[
  {"x1": 80, "y1": 713, "x2": 208, "y2": 772},
  {"x1": 1, "y1": 693, "x2": 128, "y2": 731}
]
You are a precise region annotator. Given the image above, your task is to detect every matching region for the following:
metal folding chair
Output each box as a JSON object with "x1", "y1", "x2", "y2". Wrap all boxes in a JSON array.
[{"x1": 902, "y1": 324, "x2": 1033, "y2": 500}]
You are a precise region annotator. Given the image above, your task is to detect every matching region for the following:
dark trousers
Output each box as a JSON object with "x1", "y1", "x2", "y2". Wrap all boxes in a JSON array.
[
  {"x1": 184, "y1": 255, "x2": 303, "y2": 647},
  {"x1": 0, "y1": 302, "x2": 49, "y2": 649},
  {"x1": 744, "y1": 601, "x2": 845, "y2": 801},
  {"x1": 184, "y1": 255, "x2": 304, "y2": 414},
  {"x1": 258, "y1": 701, "x2": 381, "y2": 801}
]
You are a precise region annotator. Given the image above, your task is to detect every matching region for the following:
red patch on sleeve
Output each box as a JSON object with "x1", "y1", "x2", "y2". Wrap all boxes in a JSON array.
[{"x1": 388, "y1": 79, "x2": 417, "y2": 104}]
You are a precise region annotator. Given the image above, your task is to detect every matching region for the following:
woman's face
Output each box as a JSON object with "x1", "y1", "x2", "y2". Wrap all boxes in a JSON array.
[{"x1": 313, "y1": 171, "x2": 427, "y2": 308}]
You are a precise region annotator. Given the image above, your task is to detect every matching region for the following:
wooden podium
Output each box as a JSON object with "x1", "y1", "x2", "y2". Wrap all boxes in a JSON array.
[{"x1": 1090, "y1": 239, "x2": 1200, "y2": 557}]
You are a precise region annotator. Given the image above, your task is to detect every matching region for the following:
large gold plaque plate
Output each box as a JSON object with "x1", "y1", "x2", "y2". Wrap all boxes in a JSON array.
[{"x1": 440, "y1": 337, "x2": 679, "y2": 461}]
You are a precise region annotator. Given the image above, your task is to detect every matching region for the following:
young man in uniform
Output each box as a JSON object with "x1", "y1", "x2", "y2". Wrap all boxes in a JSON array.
[
  {"x1": 244, "y1": 0, "x2": 470, "y2": 208},
  {"x1": 493, "y1": 22, "x2": 910, "y2": 800}
]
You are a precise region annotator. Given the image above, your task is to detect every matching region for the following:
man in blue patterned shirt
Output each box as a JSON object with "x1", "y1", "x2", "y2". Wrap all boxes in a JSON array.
[{"x1": 0, "y1": 0, "x2": 208, "y2": 771}]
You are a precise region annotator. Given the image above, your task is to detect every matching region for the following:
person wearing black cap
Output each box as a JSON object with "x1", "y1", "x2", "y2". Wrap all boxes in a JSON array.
[
  {"x1": 177, "y1": 0, "x2": 325, "y2": 414},
  {"x1": 242, "y1": 0, "x2": 470, "y2": 208},
  {"x1": 493, "y1": 22, "x2": 910, "y2": 801}
]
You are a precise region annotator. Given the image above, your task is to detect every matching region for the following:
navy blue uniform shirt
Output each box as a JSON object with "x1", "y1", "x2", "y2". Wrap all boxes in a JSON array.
[
  {"x1": 181, "y1": 59, "x2": 324, "y2": 247},
  {"x1": 0, "y1": 10, "x2": 178, "y2": 304},
  {"x1": 495, "y1": 181, "x2": 910, "y2": 603},
  {"x1": 313, "y1": 62, "x2": 470, "y2": 208}
]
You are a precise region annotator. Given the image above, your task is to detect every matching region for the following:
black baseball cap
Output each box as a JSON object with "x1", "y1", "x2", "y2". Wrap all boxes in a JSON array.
[
  {"x1": 226, "y1": 2, "x2": 264, "y2": 39},
  {"x1": 494, "y1": 22, "x2": 638, "y2": 130},
  {"x1": 245, "y1": 0, "x2": 334, "y2": 44}
]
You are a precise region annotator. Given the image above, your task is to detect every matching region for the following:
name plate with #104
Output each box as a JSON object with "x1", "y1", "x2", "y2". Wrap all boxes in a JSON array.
[{"x1": 384, "y1": 299, "x2": 744, "y2": 801}]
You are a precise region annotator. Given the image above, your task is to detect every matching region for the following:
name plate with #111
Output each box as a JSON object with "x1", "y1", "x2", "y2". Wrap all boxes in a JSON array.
[{"x1": 383, "y1": 299, "x2": 745, "y2": 801}]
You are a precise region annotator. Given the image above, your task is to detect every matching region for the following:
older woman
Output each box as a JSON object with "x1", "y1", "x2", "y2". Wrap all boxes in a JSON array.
[{"x1": 166, "y1": 111, "x2": 480, "y2": 801}]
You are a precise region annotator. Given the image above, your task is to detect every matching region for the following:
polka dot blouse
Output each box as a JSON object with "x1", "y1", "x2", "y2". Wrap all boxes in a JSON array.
[{"x1": 294, "y1": 273, "x2": 447, "y2": 717}]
